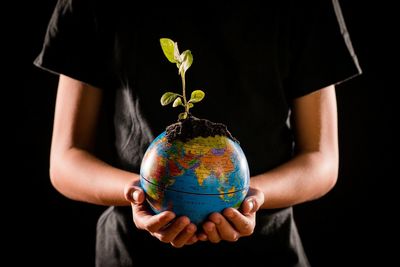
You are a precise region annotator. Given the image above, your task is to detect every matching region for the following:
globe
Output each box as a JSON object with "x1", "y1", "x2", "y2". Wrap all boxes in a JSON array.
[{"x1": 140, "y1": 131, "x2": 250, "y2": 225}]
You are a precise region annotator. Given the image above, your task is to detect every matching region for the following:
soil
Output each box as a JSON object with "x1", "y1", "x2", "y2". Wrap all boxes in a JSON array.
[{"x1": 165, "y1": 115, "x2": 238, "y2": 143}]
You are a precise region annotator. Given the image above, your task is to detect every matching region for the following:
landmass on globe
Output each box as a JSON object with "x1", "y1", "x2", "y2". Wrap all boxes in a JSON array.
[{"x1": 139, "y1": 38, "x2": 250, "y2": 225}]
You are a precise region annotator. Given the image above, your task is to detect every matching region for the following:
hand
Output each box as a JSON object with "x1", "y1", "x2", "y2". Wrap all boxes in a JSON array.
[
  {"x1": 197, "y1": 187, "x2": 264, "y2": 243},
  {"x1": 124, "y1": 182, "x2": 198, "y2": 248}
]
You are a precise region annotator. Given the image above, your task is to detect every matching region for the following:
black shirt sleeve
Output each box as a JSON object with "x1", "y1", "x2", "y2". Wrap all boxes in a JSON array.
[
  {"x1": 34, "y1": 0, "x2": 113, "y2": 89},
  {"x1": 285, "y1": 0, "x2": 362, "y2": 99}
]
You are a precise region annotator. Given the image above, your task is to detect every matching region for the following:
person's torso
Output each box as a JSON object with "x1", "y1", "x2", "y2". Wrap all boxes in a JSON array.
[{"x1": 96, "y1": 3, "x2": 295, "y2": 174}]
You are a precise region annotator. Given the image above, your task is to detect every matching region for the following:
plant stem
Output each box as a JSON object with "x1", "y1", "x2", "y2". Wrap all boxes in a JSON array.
[{"x1": 181, "y1": 72, "x2": 189, "y2": 114}]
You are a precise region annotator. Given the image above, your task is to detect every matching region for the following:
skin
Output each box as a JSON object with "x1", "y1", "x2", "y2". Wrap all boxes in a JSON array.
[{"x1": 50, "y1": 74, "x2": 338, "y2": 247}]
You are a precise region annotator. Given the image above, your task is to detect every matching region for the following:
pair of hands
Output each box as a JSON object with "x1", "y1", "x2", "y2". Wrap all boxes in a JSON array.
[{"x1": 124, "y1": 184, "x2": 264, "y2": 248}]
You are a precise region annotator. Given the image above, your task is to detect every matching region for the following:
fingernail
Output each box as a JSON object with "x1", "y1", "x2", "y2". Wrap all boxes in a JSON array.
[
  {"x1": 179, "y1": 219, "x2": 189, "y2": 228},
  {"x1": 132, "y1": 190, "x2": 140, "y2": 203},
  {"x1": 186, "y1": 225, "x2": 196, "y2": 234},
  {"x1": 247, "y1": 199, "x2": 254, "y2": 212},
  {"x1": 205, "y1": 224, "x2": 215, "y2": 232}
]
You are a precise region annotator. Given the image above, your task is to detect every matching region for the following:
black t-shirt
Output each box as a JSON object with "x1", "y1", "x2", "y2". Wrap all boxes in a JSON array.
[
  {"x1": 35, "y1": 0, "x2": 361, "y2": 266},
  {"x1": 35, "y1": 0, "x2": 361, "y2": 175}
]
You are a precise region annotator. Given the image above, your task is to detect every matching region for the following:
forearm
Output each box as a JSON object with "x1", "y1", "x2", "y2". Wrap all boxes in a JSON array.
[
  {"x1": 50, "y1": 147, "x2": 138, "y2": 206},
  {"x1": 250, "y1": 151, "x2": 338, "y2": 209}
]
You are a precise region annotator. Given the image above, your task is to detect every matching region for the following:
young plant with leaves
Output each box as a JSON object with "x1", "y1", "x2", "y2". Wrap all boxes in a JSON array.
[{"x1": 160, "y1": 38, "x2": 205, "y2": 120}]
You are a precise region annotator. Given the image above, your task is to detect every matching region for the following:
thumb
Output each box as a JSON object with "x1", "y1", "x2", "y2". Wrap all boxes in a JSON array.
[
  {"x1": 124, "y1": 185, "x2": 145, "y2": 205},
  {"x1": 241, "y1": 197, "x2": 257, "y2": 215},
  {"x1": 241, "y1": 188, "x2": 265, "y2": 215}
]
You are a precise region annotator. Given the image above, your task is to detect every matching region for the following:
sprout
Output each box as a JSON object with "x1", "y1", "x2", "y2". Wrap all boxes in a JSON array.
[{"x1": 159, "y1": 38, "x2": 205, "y2": 120}]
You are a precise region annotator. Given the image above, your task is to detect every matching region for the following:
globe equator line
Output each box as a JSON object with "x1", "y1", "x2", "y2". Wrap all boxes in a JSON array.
[{"x1": 141, "y1": 175, "x2": 248, "y2": 196}]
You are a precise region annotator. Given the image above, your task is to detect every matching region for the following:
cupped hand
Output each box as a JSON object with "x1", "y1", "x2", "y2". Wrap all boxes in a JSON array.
[
  {"x1": 124, "y1": 183, "x2": 198, "y2": 248},
  {"x1": 197, "y1": 187, "x2": 265, "y2": 243}
]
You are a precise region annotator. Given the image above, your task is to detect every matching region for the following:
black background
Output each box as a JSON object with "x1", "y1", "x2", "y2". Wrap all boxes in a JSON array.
[{"x1": 5, "y1": 0, "x2": 396, "y2": 266}]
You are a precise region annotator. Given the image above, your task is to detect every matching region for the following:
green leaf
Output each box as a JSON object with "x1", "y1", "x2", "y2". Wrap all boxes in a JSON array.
[
  {"x1": 189, "y1": 90, "x2": 205, "y2": 103},
  {"x1": 178, "y1": 50, "x2": 193, "y2": 75},
  {"x1": 188, "y1": 103, "x2": 194, "y2": 108},
  {"x1": 178, "y1": 112, "x2": 188, "y2": 120},
  {"x1": 160, "y1": 92, "x2": 179, "y2": 106},
  {"x1": 172, "y1": 97, "x2": 183, "y2": 107},
  {"x1": 160, "y1": 38, "x2": 177, "y2": 63}
]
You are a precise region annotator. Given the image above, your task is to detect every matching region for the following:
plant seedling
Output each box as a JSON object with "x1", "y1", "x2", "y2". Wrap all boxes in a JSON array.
[{"x1": 159, "y1": 38, "x2": 205, "y2": 120}]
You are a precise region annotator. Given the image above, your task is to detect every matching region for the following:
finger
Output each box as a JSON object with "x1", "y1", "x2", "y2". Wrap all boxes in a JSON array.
[
  {"x1": 196, "y1": 232, "x2": 208, "y2": 241},
  {"x1": 209, "y1": 212, "x2": 239, "y2": 242},
  {"x1": 202, "y1": 221, "x2": 221, "y2": 243},
  {"x1": 241, "y1": 198, "x2": 256, "y2": 215},
  {"x1": 130, "y1": 199, "x2": 161, "y2": 220},
  {"x1": 156, "y1": 216, "x2": 190, "y2": 244},
  {"x1": 124, "y1": 185, "x2": 145, "y2": 204},
  {"x1": 139, "y1": 211, "x2": 176, "y2": 233},
  {"x1": 241, "y1": 188, "x2": 265, "y2": 215},
  {"x1": 170, "y1": 223, "x2": 197, "y2": 248},
  {"x1": 185, "y1": 232, "x2": 199, "y2": 245},
  {"x1": 223, "y1": 208, "x2": 254, "y2": 236}
]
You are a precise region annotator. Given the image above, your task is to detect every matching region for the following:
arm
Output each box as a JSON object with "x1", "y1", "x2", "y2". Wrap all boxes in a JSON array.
[
  {"x1": 251, "y1": 85, "x2": 339, "y2": 208},
  {"x1": 50, "y1": 75, "x2": 198, "y2": 247},
  {"x1": 49, "y1": 75, "x2": 136, "y2": 206},
  {"x1": 201, "y1": 85, "x2": 339, "y2": 242}
]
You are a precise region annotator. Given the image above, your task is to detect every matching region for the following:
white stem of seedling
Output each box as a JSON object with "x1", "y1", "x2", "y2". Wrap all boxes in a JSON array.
[{"x1": 181, "y1": 72, "x2": 189, "y2": 114}]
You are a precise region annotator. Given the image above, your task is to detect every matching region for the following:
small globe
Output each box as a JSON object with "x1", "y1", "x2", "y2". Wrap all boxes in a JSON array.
[{"x1": 140, "y1": 131, "x2": 250, "y2": 225}]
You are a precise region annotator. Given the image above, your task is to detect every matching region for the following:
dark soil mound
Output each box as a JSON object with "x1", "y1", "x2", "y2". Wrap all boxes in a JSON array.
[{"x1": 165, "y1": 115, "x2": 238, "y2": 143}]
